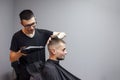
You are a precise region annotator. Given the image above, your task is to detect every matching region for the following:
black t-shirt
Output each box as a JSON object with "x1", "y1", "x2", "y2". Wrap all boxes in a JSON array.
[{"x1": 10, "y1": 29, "x2": 53, "y2": 64}]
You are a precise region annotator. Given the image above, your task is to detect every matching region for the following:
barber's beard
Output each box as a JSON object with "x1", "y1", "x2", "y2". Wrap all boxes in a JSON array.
[
  {"x1": 26, "y1": 30, "x2": 35, "y2": 38},
  {"x1": 22, "y1": 28, "x2": 35, "y2": 38}
]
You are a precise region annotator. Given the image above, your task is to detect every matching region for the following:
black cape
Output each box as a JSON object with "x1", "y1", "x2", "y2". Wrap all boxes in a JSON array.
[{"x1": 42, "y1": 59, "x2": 81, "y2": 80}]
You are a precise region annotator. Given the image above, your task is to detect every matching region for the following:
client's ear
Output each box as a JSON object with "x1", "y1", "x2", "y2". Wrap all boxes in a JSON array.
[{"x1": 50, "y1": 48, "x2": 56, "y2": 55}]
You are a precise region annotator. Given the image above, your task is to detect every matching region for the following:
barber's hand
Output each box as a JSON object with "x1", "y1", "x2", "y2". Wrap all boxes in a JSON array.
[
  {"x1": 18, "y1": 50, "x2": 27, "y2": 56},
  {"x1": 57, "y1": 32, "x2": 66, "y2": 39},
  {"x1": 46, "y1": 37, "x2": 51, "y2": 45}
]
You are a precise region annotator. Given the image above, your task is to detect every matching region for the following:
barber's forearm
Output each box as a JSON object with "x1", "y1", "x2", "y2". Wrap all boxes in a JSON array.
[{"x1": 10, "y1": 50, "x2": 23, "y2": 62}]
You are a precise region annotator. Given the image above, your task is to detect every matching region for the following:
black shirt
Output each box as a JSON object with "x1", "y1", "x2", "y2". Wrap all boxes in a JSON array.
[{"x1": 10, "y1": 29, "x2": 53, "y2": 64}]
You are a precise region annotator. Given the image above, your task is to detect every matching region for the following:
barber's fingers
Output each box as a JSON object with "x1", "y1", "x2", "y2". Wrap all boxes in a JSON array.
[
  {"x1": 46, "y1": 37, "x2": 51, "y2": 45},
  {"x1": 18, "y1": 50, "x2": 27, "y2": 56},
  {"x1": 57, "y1": 32, "x2": 66, "y2": 39},
  {"x1": 22, "y1": 53, "x2": 27, "y2": 56}
]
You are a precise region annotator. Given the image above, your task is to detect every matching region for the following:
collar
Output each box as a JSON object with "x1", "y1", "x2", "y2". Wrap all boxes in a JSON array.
[{"x1": 47, "y1": 59, "x2": 60, "y2": 65}]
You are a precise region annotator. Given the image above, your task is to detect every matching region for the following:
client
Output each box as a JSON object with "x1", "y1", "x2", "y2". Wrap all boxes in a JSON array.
[{"x1": 42, "y1": 38, "x2": 81, "y2": 80}]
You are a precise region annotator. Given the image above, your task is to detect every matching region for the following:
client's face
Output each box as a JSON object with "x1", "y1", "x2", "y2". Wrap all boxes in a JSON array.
[{"x1": 55, "y1": 42, "x2": 67, "y2": 60}]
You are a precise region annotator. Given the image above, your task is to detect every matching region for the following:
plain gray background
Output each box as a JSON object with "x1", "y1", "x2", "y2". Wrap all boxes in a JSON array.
[{"x1": 0, "y1": 0, "x2": 120, "y2": 80}]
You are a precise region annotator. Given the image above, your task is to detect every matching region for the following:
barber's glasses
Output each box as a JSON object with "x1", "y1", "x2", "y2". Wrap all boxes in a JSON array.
[{"x1": 24, "y1": 22, "x2": 37, "y2": 28}]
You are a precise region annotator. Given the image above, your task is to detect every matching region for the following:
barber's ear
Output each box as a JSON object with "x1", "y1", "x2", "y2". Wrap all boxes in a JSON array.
[
  {"x1": 21, "y1": 21, "x2": 24, "y2": 27},
  {"x1": 21, "y1": 21, "x2": 23, "y2": 25}
]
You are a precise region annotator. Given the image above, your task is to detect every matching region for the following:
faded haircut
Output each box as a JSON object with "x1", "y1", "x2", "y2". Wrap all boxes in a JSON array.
[{"x1": 48, "y1": 37, "x2": 65, "y2": 50}]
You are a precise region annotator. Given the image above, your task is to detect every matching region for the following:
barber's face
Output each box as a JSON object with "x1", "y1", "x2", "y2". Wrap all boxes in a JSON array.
[
  {"x1": 21, "y1": 17, "x2": 36, "y2": 34},
  {"x1": 55, "y1": 43, "x2": 67, "y2": 60}
]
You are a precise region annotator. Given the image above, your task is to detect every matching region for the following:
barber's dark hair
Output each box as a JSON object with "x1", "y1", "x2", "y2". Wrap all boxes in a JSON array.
[{"x1": 19, "y1": 9, "x2": 34, "y2": 20}]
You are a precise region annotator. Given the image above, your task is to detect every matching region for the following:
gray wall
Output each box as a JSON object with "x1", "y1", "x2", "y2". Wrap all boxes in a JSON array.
[
  {"x1": 0, "y1": 0, "x2": 14, "y2": 78},
  {"x1": 1, "y1": 0, "x2": 120, "y2": 80},
  {"x1": 13, "y1": 0, "x2": 120, "y2": 80}
]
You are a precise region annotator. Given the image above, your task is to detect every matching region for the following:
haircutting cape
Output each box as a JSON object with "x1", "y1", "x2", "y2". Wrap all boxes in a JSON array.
[
  {"x1": 42, "y1": 59, "x2": 81, "y2": 80},
  {"x1": 27, "y1": 59, "x2": 81, "y2": 80}
]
